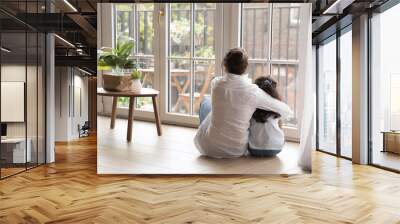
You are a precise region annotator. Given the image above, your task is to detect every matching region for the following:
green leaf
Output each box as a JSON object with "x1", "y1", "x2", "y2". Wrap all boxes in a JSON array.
[{"x1": 97, "y1": 40, "x2": 137, "y2": 70}]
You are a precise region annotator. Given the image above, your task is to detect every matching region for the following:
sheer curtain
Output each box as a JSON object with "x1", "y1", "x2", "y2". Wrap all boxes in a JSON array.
[{"x1": 296, "y1": 4, "x2": 313, "y2": 171}]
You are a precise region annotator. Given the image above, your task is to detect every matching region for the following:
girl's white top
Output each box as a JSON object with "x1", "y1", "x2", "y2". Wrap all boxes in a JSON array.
[{"x1": 248, "y1": 118, "x2": 285, "y2": 150}]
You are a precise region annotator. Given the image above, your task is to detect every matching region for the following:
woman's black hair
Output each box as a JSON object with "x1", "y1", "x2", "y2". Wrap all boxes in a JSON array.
[{"x1": 252, "y1": 76, "x2": 282, "y2": 123}]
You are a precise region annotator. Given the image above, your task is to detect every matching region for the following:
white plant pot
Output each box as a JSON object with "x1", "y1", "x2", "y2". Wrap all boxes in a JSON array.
[{"x1": 130, "y1": 79, "x2": 142, "y2": 93}]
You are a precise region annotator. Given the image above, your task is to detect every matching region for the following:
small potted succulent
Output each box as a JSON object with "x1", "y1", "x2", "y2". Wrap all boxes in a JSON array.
[
  {"x1": 98, "y1": 39, "x2": 142, "y2": 92},
  {"x1": 130, "y1": 69, "x2": 143, "y2": 93}
]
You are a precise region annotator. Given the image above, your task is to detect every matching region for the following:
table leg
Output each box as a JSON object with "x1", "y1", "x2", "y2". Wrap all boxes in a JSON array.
[
  {"x1": 110, "y1": 96, "x2": 118, "y2": 129},
  {"x1": 152, "y1": 96, "x2": 162, "y2": 136},
  {"x1": 127, "y1": 97, "x2": 135, "y2": 142},
  {"x1": 183, "y1": 99, "x2": 191, "y2": 114}
]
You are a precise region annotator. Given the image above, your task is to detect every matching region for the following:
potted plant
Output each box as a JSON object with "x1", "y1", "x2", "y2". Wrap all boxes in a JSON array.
[
  {"x1": 98, "y1": 40, "x2": 142, "y2": 92},
  {"x1": 130, "y1": 69, "x2": 143, "y2": 93}
]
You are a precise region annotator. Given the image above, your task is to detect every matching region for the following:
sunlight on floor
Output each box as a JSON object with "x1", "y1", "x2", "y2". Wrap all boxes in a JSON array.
[
  {"x1": 372, "y1": 150, "x2": 400, "y2": 171},
  {"x1": 97, "y1": 116, "x2": 306, "y2": 174}
]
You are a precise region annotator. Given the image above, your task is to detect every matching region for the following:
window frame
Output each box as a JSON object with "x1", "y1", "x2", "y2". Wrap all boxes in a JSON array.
[
  {"x1": 114, "y1": 3, "x2": 157, "y2": 112},
  {"x1": 315, "y1": 25, "x2": 353, "y2": 160},
  {"x1": 368, "y1": 3, "x2": 400, "y2": 172},
  {"x1": 159, "y1": 3, "x2": 222, "y2": 126},
  {"x1": 316, "y1": 34, "x2": 338, "y2": 156},
  {"x1": 166, "y1": 3, "x2": 217, "y2": 116}
]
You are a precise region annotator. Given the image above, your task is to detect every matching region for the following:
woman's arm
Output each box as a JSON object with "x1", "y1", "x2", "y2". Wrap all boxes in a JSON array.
[{"x1": 254, "y1": 88, "x2": 292, "y2": 119}]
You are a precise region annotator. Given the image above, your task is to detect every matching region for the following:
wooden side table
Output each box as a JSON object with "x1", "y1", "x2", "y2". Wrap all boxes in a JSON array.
[{"x1": 97, "y1": 87, "x2": 162, "y2": 142}]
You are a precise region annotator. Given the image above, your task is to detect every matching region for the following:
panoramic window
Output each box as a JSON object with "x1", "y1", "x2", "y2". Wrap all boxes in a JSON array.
[
  {"x1": 371, "y1": 4, "x2": 400, "y2": 171},
  {"x1": 112, "y1": 3, "x2": 305, "y2": 126}
]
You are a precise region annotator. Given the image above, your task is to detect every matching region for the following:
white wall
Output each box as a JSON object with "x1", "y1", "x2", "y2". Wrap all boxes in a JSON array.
[
  {"x1": 55, "y1": 67, "x2": 89, "y2": 141},
  {"x1": 71, "y1": 73, "x2": 89, "y2": 138},
  {"x1": 55, "y1": 66, "x2": 69, "y2": 141},
  {"x1": 1, "y1": 65, "x2": 32, "y2": 138},
  {"x1": 97, "y1": 3, "x2": 114, "y2": 115},
  {"x1": 1, "y1": 65, "x2": 26, "y2": 140}
]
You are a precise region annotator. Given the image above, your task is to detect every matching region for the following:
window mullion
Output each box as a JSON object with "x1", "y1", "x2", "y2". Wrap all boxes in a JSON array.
[
  {"x1": 215, "y1": 3, "x2": 224, "y2": 76},
  {"x1": 135, "y1": 5, "x2": 139, "y2": 56},
  {"x1": 190, "y1": 4, "x2": 195, "y2": 115},
  {"x1": 268, "y1": 4, "x2": 273, "y2": 76}
]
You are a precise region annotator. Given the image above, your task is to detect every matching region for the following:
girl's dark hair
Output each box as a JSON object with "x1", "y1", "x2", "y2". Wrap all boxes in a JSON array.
[{"x1": 252, "y1": 76, "x2": 282, "y2": 123}]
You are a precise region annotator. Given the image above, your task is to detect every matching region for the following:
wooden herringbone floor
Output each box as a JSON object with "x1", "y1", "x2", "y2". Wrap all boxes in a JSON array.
[{"x1": 1, "y1": 135, "x2": 400, "y2": 224}]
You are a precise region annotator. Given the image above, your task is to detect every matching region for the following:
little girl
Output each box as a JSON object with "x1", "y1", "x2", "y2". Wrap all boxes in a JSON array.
[{"x1": 248, "y1": 76, "x2": 285, "y2": 157}]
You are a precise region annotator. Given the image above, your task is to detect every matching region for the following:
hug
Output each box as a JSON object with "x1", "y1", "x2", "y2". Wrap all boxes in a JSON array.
[{"x1": 194, "y1": 48, "x2": 292, "y2": 158}]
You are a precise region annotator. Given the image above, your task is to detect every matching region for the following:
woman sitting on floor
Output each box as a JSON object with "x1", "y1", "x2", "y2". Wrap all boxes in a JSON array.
[{"x1": 194, "y1": 48, "x2": 291, "y2": 158}]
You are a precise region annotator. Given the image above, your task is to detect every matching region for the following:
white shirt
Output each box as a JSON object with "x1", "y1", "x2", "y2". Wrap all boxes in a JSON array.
[
  {"x1": 194, "y1": 73, "x2": 292, "y2": 158},
  {"x1": 249, "y1": 118, "x2": 285, "y2": 150}
]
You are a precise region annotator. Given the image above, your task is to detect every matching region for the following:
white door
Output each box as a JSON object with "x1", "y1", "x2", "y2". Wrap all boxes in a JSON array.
[{"x1": 111, "y1": 3, "x2": 221, "y2": 126}]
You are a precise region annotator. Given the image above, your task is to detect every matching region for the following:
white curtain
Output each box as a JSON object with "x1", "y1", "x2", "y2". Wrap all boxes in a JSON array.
[{"x1": 296, "y1": 4, "x2": 314, "y2": 171}]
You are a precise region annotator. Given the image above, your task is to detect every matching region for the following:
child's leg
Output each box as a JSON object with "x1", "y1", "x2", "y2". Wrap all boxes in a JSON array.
[{"x1": 248, "y1": 148, "x2": 282, "y2": 157}]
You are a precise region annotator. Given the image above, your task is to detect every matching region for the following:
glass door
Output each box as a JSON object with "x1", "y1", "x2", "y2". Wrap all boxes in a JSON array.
[
  {"x1": 316, "y1": 26, "x2": 353, "y2": 159},
  {"x1": 111, "y1": 3, "x2": 304, "y2": 128},
  {"x1": 114, "y1": 3, "x2": 156, "y2": 113},
  {"x1": 339, "y1": 28, "x2": 352, "y2": 158},
  {"x1": 166, "y1": 3, "x2": 216, "y2": 118},
  {"x1": 317, "y1": 36, "x2": 337, "y2": 155},
  {"x1": 1, "y1": 31, "x2": 28, "y2": 178},
  {"x1": 27, "y1": 30, "x2": 38, "y2": 170},
  {"x1": 113, "y1": 3, "x2": 217, "y2": 125},
  {"x1": 0, "y1": 1, "x2": 46, "y2": 179},
  {"x1": 370, "y1": 4, "x2": 400, "y2": 172}
]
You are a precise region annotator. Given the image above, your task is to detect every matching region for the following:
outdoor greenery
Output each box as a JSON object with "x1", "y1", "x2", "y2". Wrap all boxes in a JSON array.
[
  {"x1": 131, "y1": 70, "x2": 142, "y2": 80},
  {"x1": 138, "y1": 6, "x2": 154, "y2": 55},
  {"x1": 116, "y1": 4, "x2": 215, "y2": 59},
  {"x1": 116, "y1": 4, "x2": 154, "y2": 55},
  {"x1": 115, "y1": 5, "x2": 155, "y2": 109},
  {"x1": 169, "y1": 4, "x2": 215, "y2": 59},
  {"x1": 117, "y1": 96, "x2": 153, "y2": 109}
]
